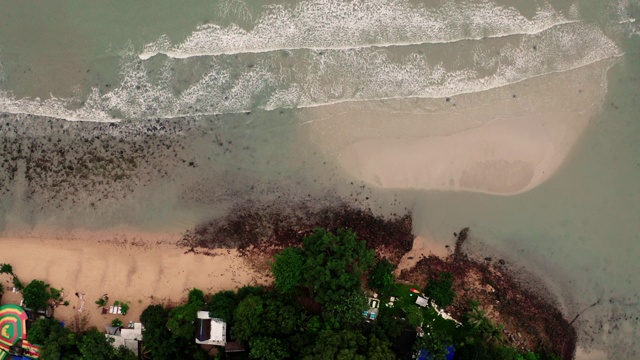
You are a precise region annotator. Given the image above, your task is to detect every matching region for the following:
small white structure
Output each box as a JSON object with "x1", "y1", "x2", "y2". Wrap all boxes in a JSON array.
[
  {"x1": 195, "y1": 311, "x2": 227, "y2": 346},
  {"x1": 415, "y1": 296, "x2": 429, "y2": 307},
  {"x1": 106, "y1": 322, "x2": 143, "y2": 355}
]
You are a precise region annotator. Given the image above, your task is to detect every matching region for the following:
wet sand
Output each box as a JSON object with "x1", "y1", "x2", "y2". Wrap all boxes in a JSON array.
[{"x1": 302, "y1": 59, "x2": 613, "y2": 195}]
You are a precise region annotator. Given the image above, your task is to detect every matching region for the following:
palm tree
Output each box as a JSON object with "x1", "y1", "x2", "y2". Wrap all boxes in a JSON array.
[
  {"x1": 483, "y1": 323, "x2": 505, "y2": 345},
  {"x1": 140, "y1": 344, "x2": 152, "y2": 360}
]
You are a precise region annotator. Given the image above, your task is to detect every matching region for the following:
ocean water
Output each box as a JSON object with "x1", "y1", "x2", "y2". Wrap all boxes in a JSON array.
[{"x1": 0, "y1": 0, "x2": 639, "y2": 358}]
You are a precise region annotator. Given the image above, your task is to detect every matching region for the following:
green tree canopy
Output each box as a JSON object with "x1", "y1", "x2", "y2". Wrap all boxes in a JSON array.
[
  {"x1": 22, "y1": 279, "x2": 50, "y2": 310},
  {"x1": 249, "y1": 337, "x2": 289, "y2": 360},
  {"x1": 302, "y1": 329, "x2": 367, "y2": 360},
  {"x1": 77, "y1": 328, "x2": 118, "y2": 360},
  {"x1": 368, "y1": 259, "x2": 396, "y2": 294},
  {"x1": 299, "y1": 228, "x2": 375, "y2": 306},
  {"x1": 0, "y1": 263, "x2": 13, "y2": 275},
  {"x1": 233, "y1": 293, "x2": 300, "y2": 342},
  {"x1": 167, "y1": 288, "x2": 205, "y2": 340},
  {"x1": 367, "y1": 335, "x2": 396, "y2": 360},
  {"x1": 424, "y1": 272, "x2": 456, "y2": 308},
  {"x1": 27, "y1": 318, "x2": 65, "y2": 345},
  {"x1": 233, "y1": 294, "x2": 264, "y2": 342},
  {"x1": 207, "y1": 290, "x2": 237, "y2": 325},
  {"x1": 272, "y1": 247, "x2": 304, "y2": 294},
  {"x1": 28, "y1": 318, "x2": 79, "y2": 359}
]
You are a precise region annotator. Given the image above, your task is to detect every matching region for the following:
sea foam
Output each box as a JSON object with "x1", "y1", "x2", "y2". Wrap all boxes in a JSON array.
[
  {"x1": 0, "y1": 4, "x2": 623, "y2": 123},
  {"x1": 139, "y1": 0, "x2": 576, "y2": 59}
]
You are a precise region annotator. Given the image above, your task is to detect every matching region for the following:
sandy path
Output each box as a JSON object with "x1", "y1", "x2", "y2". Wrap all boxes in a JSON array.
[{"x1": 0, "y1": 230, "x2": 270, "y2": 329}]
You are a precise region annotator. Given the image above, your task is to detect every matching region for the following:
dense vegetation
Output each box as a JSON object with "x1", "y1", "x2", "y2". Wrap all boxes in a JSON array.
[
  {"x1": 140, "y1": 228, "x2": 562, "y2": 360},
  {"x1": 2, "y1": 228, "x2": 564, "y2": 359},
  {"x1": 29, "y1": 318, "x2": 137, "y2": 360}
]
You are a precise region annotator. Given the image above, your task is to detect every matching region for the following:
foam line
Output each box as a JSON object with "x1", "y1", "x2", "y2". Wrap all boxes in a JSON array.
[{"x1": 139, "y1": 0, "x2": 576, "y2": 59}]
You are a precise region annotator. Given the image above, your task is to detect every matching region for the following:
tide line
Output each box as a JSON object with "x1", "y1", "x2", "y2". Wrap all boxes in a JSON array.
[{"x1": 138, "y1": 20, "x2": 580, "y2": 60}]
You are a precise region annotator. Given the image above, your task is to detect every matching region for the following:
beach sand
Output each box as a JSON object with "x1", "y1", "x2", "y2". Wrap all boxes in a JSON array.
[
  {"x1": 301, "y1": 59, "x2": 613, "y2": 195},
  {"x1": 396, "y1": 235, "x2": 451, "y2": 274},
  {"x1": 0, "y1": 229, "x2": 270, "y2": 329}
]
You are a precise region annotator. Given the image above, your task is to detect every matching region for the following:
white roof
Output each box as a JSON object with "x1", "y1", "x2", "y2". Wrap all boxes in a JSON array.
[
  {"x1": 210, "y1": 318, "x2": 226, "y2": 342},
  {"x1": 197, "y1": 311, "x2": 210, "y2": 319},
  {"x1": 415, "y1": 296, "x2": 429, "y2": 307},
  {"x1": 195, "y1": 311, "x2": 227, "y2": 346},
  {"x1": 106, "y1": 322, "x2": 143, "y2": 355},
  {"x1": 120, "y1": 328, "x2": 142, "y2": 341}
]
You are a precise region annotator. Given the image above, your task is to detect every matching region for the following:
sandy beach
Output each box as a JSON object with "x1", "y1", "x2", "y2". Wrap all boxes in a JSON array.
[
  {"x1": 302, "y1": 59, "x2": 613, "y2": 195},
  {"x1": 0, "y1": 229, "x2": 270, "y2": 329}
]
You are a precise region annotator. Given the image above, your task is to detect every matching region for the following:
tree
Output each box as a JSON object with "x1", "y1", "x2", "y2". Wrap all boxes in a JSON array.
[
  {"x1": 77, "y1": 328, "x2": 118, "y2": 360},
  {"x1": 299, "y1": 228, "x2": 375, "y2": 307},
  {"x1": 424, "y1": 272, "x2": 456, "y2": 308},
  {"x1": 464, "y1": 301, "x2": 504, "y2": 345},
  {"x1": 0, "y1": 263, "x2": 13, "y2": 275},
  {"x1": 233, "y1": 295, "x2": 264, "y2": 342},
  {"x1": 366, "y1": 335, "x2": 396, "y2": 360},
  {"x1": 141, "y1": 304, "x2": 197, "y2": 360},
  {"x1": 28, "y1": 318, "x2": 79, "y2": 359},
  {"x1": 140, "y1": 305, "x2": 171, "y2": 358},
  {"x1": 207, "y1": 290, "x2": 237, "y2": 325},
  {"x1": 167, "y1": 301, "x2": 203, "y2": 339},
  {"x1": 272, "y1": 247, "x2": 304, "y2": 294},
  {"x1": 27, "y1": 318, "x2": 64, "y2": 345},
  {"x1": 187, "y1": 288, "x2": 205, "y2": 304},
  {"x1": 236, "y1": 285, "x2": 265, "y2": 301},
  {"x1": 233, "y1": 292, "x2": 300, "y2": 342},
  {"x1": 303, "y1": 329, "x2": 367, "y2": 360},
  {"x1": 114, "y1": 345, "x2": 138, "y2": 360},
  {"x1": 368, "y1": 259, "x2": 395, "y2": 294},
  {"x1": 23, "y1": 279, "x2": 50, "y2": 310},
  {"x1": 249, "y1": 337, "x2": 289, "y2": 360},
  {"x1": 403, "y1": 304, "x2": 424, "y2": 328},
  {"x1": 324, "y1": 289, "x2": 368, "y2": 327},
  {"x1": 166, "y1": 288, "x2": 205, "y2": 339}
]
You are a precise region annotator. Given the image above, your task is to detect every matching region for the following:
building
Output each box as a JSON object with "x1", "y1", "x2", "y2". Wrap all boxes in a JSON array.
[
  {"x1": 195, "y1": 311, "x2": 226, "y2": 346},
  {"x1": 415, "y1": 296, "x2": 429, "y2": 307},
  {"x1": 105, "y1": 322, "x2": 143, "y2": 356},
  {"x1": 362, "y1": 297, "x2": 380, "y2": 321},
  {"x1": 0, "y1": 304, "x2": 41, "y2": 359}
]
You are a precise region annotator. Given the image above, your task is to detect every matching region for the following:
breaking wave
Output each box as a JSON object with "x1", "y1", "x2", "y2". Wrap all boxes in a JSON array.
[{"x1": 140, "y1": 0, "x2": 577, "y2": 59}]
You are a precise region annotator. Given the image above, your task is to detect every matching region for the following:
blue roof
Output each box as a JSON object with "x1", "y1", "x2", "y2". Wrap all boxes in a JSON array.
[{"x1": 418, "y1": 346, "x2": 455, "y2": 360}]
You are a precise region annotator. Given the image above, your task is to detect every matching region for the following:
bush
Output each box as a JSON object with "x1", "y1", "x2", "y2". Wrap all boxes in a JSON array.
[
  {"x1": 22, "y1": 280, "x2": 50, "y2": 310},
  {"x1": 95, "y1": 298, "x2": 107, "y2": 308},
  {"x1": 111, "y1": 318, "x2": 123, "y2": 327},
  {"x1": 368, "y1": 259, "x2": 396, "y2": 294},
  {"x1": 0, "y1": 263, "x2": 13, "y2": 275},
  {"x1": 121, "y1": 302, "x2": 130, "y2": 315},
  {"x1": 424, "y1": 272, "x2": 456, "y2": 308}
]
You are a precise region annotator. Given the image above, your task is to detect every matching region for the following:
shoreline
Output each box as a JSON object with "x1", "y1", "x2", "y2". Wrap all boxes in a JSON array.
[
  {"x1": 0, "y1": 204, "x2": 579, "y2": 358},
  {"x1": 0, "y1": 230, "x2": 270, "y2": 331}
]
